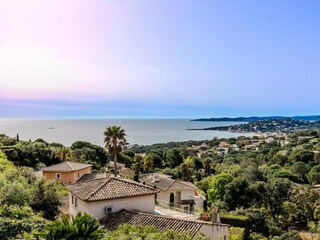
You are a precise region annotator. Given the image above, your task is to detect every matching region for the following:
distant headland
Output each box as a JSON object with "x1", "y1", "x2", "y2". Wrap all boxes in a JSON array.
[
  {"x1": 189, "y1": 116, "x2": 320, "y2": 133},
  {"x1": 192, "y1": 115, "x2": 320, "y2": 122}
]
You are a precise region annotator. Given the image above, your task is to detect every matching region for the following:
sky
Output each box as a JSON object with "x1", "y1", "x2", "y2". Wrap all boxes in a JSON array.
[{"x1": 0, "y1": 0, "x2": 319, "y2": 118}]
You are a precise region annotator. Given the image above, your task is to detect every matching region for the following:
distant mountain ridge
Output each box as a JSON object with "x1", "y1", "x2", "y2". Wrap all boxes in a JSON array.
[{"x1": 192, "y1": 115, "x2": 320, "y2": 122}]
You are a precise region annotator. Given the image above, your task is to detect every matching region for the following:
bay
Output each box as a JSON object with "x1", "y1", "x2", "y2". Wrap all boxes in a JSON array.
[{"x1": 0, "y1": 119, "x2": 252, "y2": 146}]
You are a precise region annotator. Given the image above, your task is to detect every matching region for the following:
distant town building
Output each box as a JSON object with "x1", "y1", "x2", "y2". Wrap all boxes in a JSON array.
[{"x1": 219, "y1": 141, "x2": 231, "y2": 149}]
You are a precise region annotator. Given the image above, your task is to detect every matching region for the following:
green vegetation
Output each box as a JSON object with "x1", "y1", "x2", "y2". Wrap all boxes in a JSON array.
[
  {"x1": 0, "y1": 151, "x2": 63, "y2": 239},
  {"x1": 42, "y1": 212, "x2": 105, "y2": 240},
  {"x1": 0, "y1": 134, "x2": 108, "y2": 170},
  {"x1": 1, "y1": 128, "x2": 320, "y2": 239},
  {"x1": 128, "y1": 130, "x2": 320, "y2": 239}
]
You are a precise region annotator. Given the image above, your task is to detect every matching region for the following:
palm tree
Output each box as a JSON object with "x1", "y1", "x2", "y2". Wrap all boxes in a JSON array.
[
  {"x1": 104, "y1": 126, "x2": 127, "y2": 177},
  {"x1": 203, "y1": 157, "x2": 212, "y2": 176},
  {"x1": 44, "y1": 212, "x2": 105, "y2": 240},
  {"x1": 133, "y1": 154, "x2": 143, "y2": 175}
]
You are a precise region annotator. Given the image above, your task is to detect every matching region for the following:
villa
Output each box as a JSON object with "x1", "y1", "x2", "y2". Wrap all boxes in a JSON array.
[
  {"x1": 66, "y1": 177, "x2": 159, "y2": 219},
  {"x1": 140, "y1": 173, "x2": 205, "y2": 212},
  {"x1": 66, "y1": 176, "x2": 228, "y2": 240},
  {"x1": 41, "y1": 161, "x2": 92, "y2": 184}
]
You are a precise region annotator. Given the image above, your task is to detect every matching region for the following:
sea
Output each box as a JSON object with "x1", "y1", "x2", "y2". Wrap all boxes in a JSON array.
[{"x1": 0, "y1": 119, "x2": 252, "y2": 146}]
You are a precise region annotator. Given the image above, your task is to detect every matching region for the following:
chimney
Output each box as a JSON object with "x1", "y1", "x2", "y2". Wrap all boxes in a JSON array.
[{"x1": 212, "y1": 207, "x2": 220, "y2": 224}]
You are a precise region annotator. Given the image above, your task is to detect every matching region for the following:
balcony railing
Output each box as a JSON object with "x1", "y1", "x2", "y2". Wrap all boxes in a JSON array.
[{"x1": 155, "y1": 199, "x2": 200, "y2": 219}]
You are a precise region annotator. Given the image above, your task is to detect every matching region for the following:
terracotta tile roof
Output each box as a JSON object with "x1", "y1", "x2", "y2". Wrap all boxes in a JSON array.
[
  {"x1": 140, "y1": 176, "x2": 175, "y2": 190},
  {"x1": 76, "y1": 173, "x2": 108, "y2": 182},
  {"x1": 66, "y1": 177, "x2": 159, "y2": 201},
  {"x1": 101, "y1": 209, "x2": 204, "y2": 238},
  {"x1": 41, "y1": 161, "x2": 92, "y2": 172},
  {"x1": 140, "y1": 174, "x2": 197, "y2": 191}
]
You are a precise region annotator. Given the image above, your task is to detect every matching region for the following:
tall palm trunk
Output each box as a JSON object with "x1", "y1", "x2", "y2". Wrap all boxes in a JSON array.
[{"x1": 114, "y1": 153, "x2": 118, "y2": 177}]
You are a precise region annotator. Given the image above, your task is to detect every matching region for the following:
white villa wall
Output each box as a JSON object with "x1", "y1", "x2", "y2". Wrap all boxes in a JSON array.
[
  {"x1": 194, "y1": 194, "x2": 205, "y2": 209},
  {"x1": 181, "y1": 190, "x2": 194, "y2": 200},
  {"x1": 69, "y1": 193, "x2": 155, "y2": 219},
  {"x1": 156, "y1": 189, "x2": 195, "y2": 205},
  {"x1": 156, "y1": 190, "x2": 170, "y2": 203},
  {"x1": 200, "y1": 224, "x2": 229, "y2": 240},
  {"x1": 69, "y1": 193, "x2": 90, "y2": 217}
]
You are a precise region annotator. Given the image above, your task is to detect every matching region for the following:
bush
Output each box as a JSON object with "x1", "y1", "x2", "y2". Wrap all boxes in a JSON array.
[
  {"x1": 220, "y1": 214, "x2": 249, "y2": 228},
  {"x1": 221, "y1": 214, "x2": 251, "y2": 238},
  {"x1": 229, "y1": 227, "x2": 245, "y2": 240},
  {"x1": 249, "y1": 232, "x2": 268, "y2": 240}
]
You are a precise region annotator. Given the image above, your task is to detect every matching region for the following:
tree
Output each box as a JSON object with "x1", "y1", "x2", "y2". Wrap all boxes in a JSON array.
[
  {"x1": 223, "y1": 177, "x2": 257, "y2": 210},
  {"x1": 30, "y1": 178, "x2": 62, "y2": 220},
  {"x1": 308, "y1": 165, "x2": 320, "y2": 185},
  {"x1": 54, "y1": 147, "x2": 72, "y2": 162},
  {"x1": 104, "y1": 126, "x2": 127, "y2": 177},
  {"x1": 290, "y1": 162, "x2": 310, "y2": 183},
  {"x1": 71, "y1": 141, "x2": 108, "y2": 165},
  {"x1": 0, "y1": 152, "x2": 15, "y2": 174},
  {"x1": 165, "y1": 148, "x2": 183, "y2": 168},
  {"x1": 0, "y1": 205, "x2": 46, "y2": 240},
  {"x1": 179, "y1": 162, "x2": 193, "y2": 181},
  {"x1": 203, "y1": 157, "x2": 212, "y2": 175},
  {"x1": 207, "y1": 173, "x2": 233, "y2": 204},
  {"x1": 43, "y1": 212, "x2": 105, "y2": 240},
  {"x1": 266, "y1": 178, "x2": 293, "y2": 217},
  {"x1": 133, "y1": 155, "x2": 143, "y2": 175},
  {"x1": 0, "y1": 175, "x2": 32, "y2": 206},
  {"x1": 289, "y1": 149, "x2": 314, "y2": 164},
  {"x1": 143, "y1": 155, "x2": 154, "y2": 173},
  {"x1": 144, "y1": 151, "x2": 163, "y2": 169}
]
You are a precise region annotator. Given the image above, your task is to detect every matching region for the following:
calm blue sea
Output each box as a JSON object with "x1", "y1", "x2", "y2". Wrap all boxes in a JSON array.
[{"x1": 0, "y1": 119, "x2": 252, "y2": 146}]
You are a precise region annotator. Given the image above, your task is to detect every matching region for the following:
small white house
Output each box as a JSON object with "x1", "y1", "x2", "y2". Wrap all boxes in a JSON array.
[
  {"x1": 140, "y1": 173, "x2": 205, "y2": 211},
  {"x1": 66, "y1": 177, "x2": 159, "y2": 219}
]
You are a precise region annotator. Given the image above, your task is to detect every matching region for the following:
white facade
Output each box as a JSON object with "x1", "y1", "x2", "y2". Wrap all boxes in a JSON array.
[
  {"x1": 200, "y1": 223, "x2": 229, "y2": 240},
  {"x1": 69, "y1": 193, "x2": 155, "y2": 219},
  {"x1": 156, "y1": 181, "x2": 196, "y2": 204}
]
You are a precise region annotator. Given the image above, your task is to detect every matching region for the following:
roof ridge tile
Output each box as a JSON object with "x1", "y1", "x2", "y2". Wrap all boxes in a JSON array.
[
  {"x1": 66, "y1": 161, "x2": 75, "y2": 171},
  {"x1": 85, "y1": 178, "x2": 111, "y2": 201}
]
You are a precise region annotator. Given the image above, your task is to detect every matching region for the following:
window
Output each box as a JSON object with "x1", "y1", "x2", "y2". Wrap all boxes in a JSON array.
[
  {"x1": 55, "y1": 173, "x2": 61, "y2": 179},
  {"x1": 78, "y1": 173, "x2": 80, "y2": 178},
  {"x1": 71, "y1": 195, "x2": 77, "y2": 207},
  {"x1": 75, "y1": 197, "x2": 77, "y2": 207}
]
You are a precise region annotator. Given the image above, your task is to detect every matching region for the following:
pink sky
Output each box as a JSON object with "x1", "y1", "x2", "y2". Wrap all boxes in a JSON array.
[
  {"x1": 0, "y1": 1, "x2": 176, "y2": 103},
  {"x1": 0, "y1": 0, "x2": 319, "y2": 117}
]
